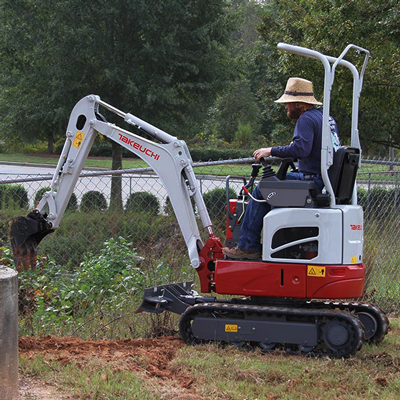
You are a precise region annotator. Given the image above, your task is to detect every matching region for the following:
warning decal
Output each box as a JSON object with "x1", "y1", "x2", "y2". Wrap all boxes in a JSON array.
[
  {"x1": 307, "y1": 265, "x2": 326, "y2": 277},
  {"x1": 73, "y1": 131, "x2": 85, "y2": 149},
  {"x1": 225, "y1": 324, "x2": 238, "y2": 333}
]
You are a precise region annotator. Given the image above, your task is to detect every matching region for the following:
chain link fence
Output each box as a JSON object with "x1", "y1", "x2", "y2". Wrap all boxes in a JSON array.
[{"x1": 0, "y1": 157, "x2": 399, "y2": 339}]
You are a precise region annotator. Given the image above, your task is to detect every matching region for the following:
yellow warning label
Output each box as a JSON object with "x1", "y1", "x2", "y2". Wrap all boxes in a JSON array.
[
  {"x1": 307, "y1": 265, "x2": 326, "y2": 277},
  {"x1": 72, "y1": 131, "x2": 85, "y2": 149},
  {"x1": 225, "y1": 324, "x2": 238, "y2": 333}
]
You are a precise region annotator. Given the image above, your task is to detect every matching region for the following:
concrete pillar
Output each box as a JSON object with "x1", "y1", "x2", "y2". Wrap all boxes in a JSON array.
[{"x1": 0, "y1": 266, "x2": 18, "y2": 400}]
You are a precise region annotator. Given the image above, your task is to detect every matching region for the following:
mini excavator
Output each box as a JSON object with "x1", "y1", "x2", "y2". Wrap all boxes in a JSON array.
[{"x1": 10, "y1": 43, "x2": 388, "y2": 357}]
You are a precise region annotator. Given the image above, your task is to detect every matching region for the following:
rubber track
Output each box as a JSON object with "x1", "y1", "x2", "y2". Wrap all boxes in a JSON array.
[
  {"x1": 306, "y1": 301, "x2": 389, "y2": 344},
  {"x1": 179, "y1": 303, "x2": 365, "y2": 358}
]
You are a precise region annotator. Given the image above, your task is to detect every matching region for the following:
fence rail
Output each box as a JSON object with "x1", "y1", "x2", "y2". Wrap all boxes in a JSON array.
[{"x1": 0, "y1": 157, "x2": 399, "y2": 339}]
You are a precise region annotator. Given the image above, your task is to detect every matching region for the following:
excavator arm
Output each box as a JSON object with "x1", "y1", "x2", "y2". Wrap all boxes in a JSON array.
[{"x1": 11, "y1": 95, "x2": 216, "y2": 270}]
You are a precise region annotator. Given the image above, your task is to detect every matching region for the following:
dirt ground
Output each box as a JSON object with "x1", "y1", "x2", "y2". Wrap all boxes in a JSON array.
[{"x1": 18, "y1": 335, "x2": 201, "y2": 399}]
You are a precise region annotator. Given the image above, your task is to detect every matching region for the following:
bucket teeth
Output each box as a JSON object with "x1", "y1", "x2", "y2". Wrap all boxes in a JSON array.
[{"x1": 10, "y1": 211, "x2": 53, "y2": 270}]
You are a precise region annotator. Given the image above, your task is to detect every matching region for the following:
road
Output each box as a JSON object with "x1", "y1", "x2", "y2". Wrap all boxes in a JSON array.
[{"x1": 0, "y1": 163, "x2": 237, "y2": 209}]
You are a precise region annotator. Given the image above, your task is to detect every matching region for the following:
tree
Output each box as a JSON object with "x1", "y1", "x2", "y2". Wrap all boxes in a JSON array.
[
  {"x1": 257, "y1": 0, "x2": 400, "y2": 155},
  {"x1": 200, "y1": 0, "x2": 270, "y2": 145},
  {"x1": 207, "y1": 79, "x2": 262, "y2": 144},
  {"x1": 0, "y1": 0, "x2": 234, "y2": 207}
]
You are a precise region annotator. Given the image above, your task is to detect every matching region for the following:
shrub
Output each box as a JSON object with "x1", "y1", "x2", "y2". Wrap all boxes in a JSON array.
[
  {"x1": 125, "y1": 192, "x2": 160, "y2": 215},
  {"x1": 80, "y1": 191, "x2": 108, "y2": 212},
  {"x1": 203, "y1": 187, "x2": 237, "y2": 220},
  {"x1": 0, "y1": 184, "x2": 29, "y2": 209}
]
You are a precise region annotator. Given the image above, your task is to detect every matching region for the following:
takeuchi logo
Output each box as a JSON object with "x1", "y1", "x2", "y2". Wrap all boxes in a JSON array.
[
  {"x1": 118, "y1": 133, "x2": 160, "y2": 160},
  {"x1": 350, "y1": 224, "x2": 362, "y2": 231}
]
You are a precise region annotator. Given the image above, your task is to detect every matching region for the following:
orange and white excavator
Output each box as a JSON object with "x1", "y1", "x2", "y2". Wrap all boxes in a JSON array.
[{"x1": 11, "y1": 43, "x2": 388, "y2": 357}]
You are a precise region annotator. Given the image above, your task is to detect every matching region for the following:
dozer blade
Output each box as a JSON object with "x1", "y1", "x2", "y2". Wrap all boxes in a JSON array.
[{"x1": 10, "y1": 210, "x2": 54, "y2": 270}]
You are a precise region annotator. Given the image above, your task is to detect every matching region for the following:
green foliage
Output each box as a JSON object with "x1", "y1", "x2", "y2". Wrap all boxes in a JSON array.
[
  {"x1": 0, "y1": 184, "x2": 29, "y2": 209},
  {"x1": 8, "y1": 234, "x2": 192, "y2": 337},
  {"x1": 15, "y1": 238, "x2": 145, "y2": 333},
  {"x1": 234, "y1": 121, "x2": 253, "y2": 148},
  {"x1": 258, "y1": 0, "x2": 400, "y2": 154},
  {"x1": 203, "y1": 187, "x2": 237, "y2": 220},
  {"x1": 0, "y1": 0, "x2": 234, "y2": 148},
  {"x1": 205, "y1": 79, "x2": 262, "y2": 144},
  {"x1": 80, "y1": 191, "x2": 108, "y2": 212},
  {"x1": 125, "y1": 192, "x2": 160, "y2": 215}
]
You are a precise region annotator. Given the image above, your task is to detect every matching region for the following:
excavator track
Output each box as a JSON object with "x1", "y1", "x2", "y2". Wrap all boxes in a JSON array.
[
  {"x1": 306, "y1": 300, "x2": 389, "y2": 344},
  {"x1": 179, "y1": 303, "x2": 365, "y2": 358}
]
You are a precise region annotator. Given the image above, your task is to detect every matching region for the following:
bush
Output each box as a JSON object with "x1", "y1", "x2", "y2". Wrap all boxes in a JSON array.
[
  {"x1": 125, "y1": 192, "x2": 160, "y2": 215},
  {"x1": 0, "y1": 184, "x2": 29, "y2": 209},
  {"x1": 203, "y1": 187, "x2": 237, "y2": 220},
  {"x1": 80, "y1": 191, "x2": 108, "y2": 212}
]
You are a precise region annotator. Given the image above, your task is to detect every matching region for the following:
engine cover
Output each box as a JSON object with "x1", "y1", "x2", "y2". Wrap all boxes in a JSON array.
[{"x1": 262, "y1": 206, "x2": 363, "y2": 265}]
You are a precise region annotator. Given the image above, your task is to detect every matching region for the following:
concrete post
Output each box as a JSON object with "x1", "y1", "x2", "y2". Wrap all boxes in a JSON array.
[{"x1": 0, "y1": 266, "x2": 18, "y2": 400}]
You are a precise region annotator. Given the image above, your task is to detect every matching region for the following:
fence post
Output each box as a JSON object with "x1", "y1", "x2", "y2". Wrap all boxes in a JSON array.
[{"x1": 0, "y1": 267, "x2": 19, "y2": 400}]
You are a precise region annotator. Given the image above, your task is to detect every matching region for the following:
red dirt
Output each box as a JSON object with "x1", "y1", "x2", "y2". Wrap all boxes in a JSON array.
[{"x1": 19, "y1": 335, "x2": 200, "y2": 397}]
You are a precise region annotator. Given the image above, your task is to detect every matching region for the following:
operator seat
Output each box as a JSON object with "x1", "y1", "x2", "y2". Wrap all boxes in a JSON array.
[{"x1": 328, "y1": 146, "x2": 360, "y2": 204}]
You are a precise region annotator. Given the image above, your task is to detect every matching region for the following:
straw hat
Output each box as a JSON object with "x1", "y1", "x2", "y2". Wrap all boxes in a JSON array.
[{"x1": 275, "y1": 77, "x2": 322, "y2": 105}]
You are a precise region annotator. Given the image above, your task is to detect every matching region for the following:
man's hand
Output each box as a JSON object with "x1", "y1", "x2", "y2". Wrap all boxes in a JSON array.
[{"x1": 253, "y1": 147, "x2": 272, "y2": 162}]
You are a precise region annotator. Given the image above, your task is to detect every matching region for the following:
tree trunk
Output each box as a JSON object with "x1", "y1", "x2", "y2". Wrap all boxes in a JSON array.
[
  {"x1": 47, "y1": 132, "x2": 54, "y2": 154},
  {"x1": 110, "y1": 141, "x2": 123, "y2": 210}
]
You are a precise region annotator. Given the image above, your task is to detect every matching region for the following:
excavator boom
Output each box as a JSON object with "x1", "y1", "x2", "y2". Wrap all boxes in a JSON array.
[{"x1": 11, "y1": 95, "x2": 215, "y2": 270}]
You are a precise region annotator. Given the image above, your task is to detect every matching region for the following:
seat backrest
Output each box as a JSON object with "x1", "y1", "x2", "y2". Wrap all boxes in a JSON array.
[{"x1": 328, "y1": 146, "x2": 360, "y2": 204}]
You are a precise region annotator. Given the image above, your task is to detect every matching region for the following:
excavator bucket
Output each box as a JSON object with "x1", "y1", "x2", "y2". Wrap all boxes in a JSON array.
[{"x1": 10, "y1": 210, "x2": 53, "y2": 270}]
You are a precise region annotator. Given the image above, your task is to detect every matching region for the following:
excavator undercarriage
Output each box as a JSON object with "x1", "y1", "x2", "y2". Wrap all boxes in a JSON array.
[{"x1": 136, "y1": 281, "x2": 388, "y2": 358}]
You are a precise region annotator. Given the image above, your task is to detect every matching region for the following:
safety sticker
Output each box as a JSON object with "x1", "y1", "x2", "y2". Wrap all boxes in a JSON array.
[
  {"x1": 307, "y1": 265, "x2": 326, "y2": 277},
  {"x1": 225, "y1": 324, "x2": 238, "y2": 333},
  {"x1": 73, "y1": 131, "x2": 85, "y2": 149},
  {"x1": 350, "y1": 256, "x2": 358, "y2": 264}
]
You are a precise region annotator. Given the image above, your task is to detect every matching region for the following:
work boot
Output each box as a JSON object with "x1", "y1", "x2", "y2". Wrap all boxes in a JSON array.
[{"x1": 222, "y1": 246, "x2": 261, "y2": 260}]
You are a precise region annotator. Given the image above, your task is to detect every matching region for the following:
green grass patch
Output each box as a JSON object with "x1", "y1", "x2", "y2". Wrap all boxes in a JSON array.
[
  {"x1": 0, "y1": 152, "x2": 146, "y2": 169},
  {"x1": 19, "y1": 355, "x2": 158, "y2": 399}
]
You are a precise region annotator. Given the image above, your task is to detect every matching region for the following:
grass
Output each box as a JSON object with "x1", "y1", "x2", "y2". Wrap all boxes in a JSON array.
[
  {"x1": 19, "y1": 355, "x2": 158, "y2": 399},
  {"x1": 18, "y1": 317, "x2": 400, "y2": 400},
  {"x1": 0, "y1": 152, "x2": 252, "y2": 176}
]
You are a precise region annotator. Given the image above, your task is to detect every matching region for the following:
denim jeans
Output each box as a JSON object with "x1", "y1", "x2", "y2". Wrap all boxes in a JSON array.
[{"x1": 238, "y1": 172, "x2": 324, "y2": 252}]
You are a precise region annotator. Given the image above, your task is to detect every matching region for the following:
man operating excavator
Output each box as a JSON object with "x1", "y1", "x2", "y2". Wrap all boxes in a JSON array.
[{"x1": 223, "y1": 77, "x2": 340, "y2": 260}]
